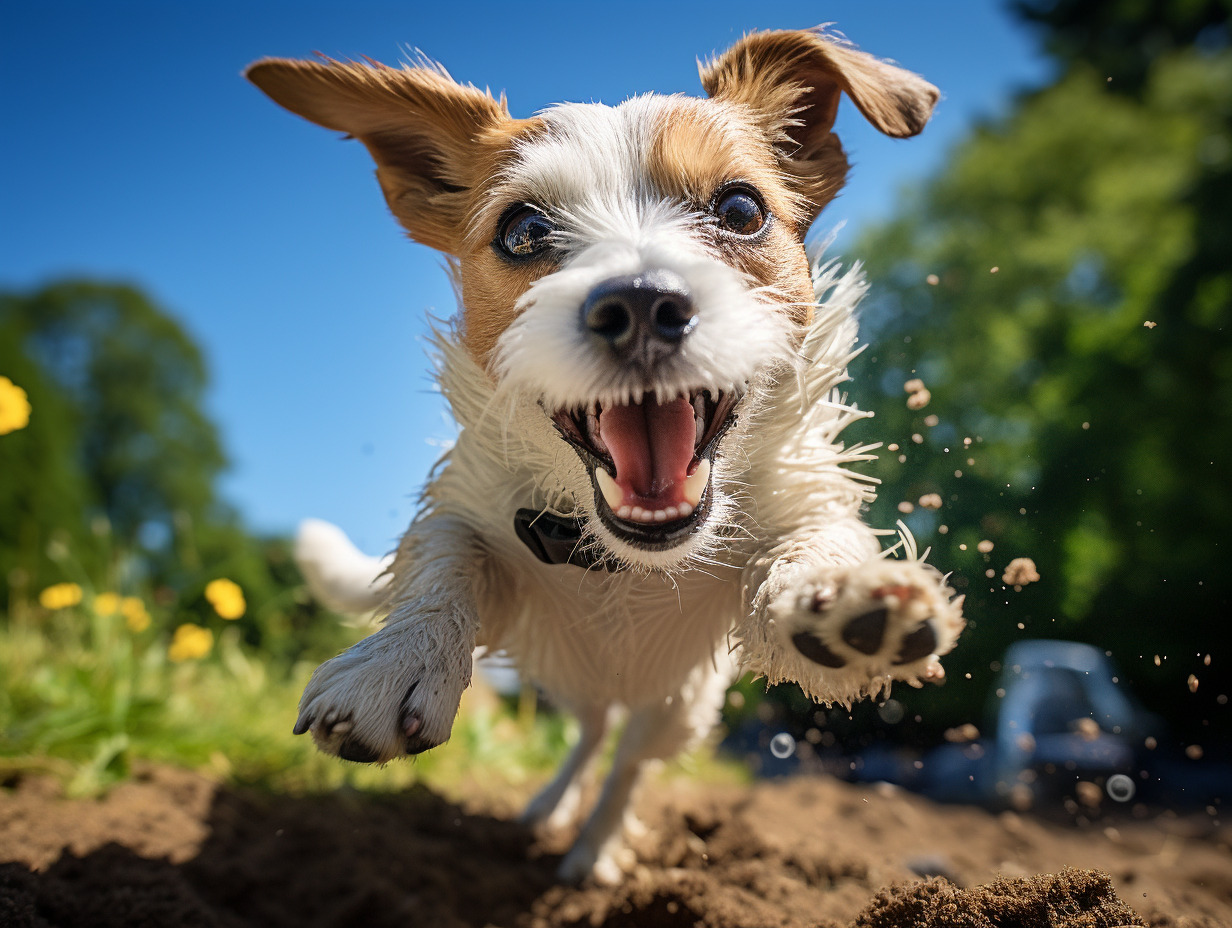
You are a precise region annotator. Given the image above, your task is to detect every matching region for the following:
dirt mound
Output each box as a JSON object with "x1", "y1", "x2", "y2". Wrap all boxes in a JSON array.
[
  {"x1": 855, "y1": 870, "x2": 1141, "y2": 927},
  {"x1": 1, "y1": 766, "x2": 1228, "y2": 927}
]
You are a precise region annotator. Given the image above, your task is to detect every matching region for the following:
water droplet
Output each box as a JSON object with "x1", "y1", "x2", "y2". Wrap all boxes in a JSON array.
[
  {"x1": 769, "y1": 732, "x2": 796, "y2": 759},
  {"x1": 1106, "y1": 774, "x2": 1135, "y2": 802},
  {"x1": 877, "y1": 699, "x2": 905, "y2": 724}
]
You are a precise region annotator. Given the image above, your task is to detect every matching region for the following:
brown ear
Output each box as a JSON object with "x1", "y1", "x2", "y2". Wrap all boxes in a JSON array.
[
  {"x1": 246, "y1": 56, "x2": 509, "y2": 254},
  {"x1": 701, "y1": 30, "x2": 939, "y2": 226}
]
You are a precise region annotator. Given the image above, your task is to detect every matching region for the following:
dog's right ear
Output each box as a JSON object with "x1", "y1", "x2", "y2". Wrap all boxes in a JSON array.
[{"x1": 246, "y1": 56, "x2": 509, "y2": 254}]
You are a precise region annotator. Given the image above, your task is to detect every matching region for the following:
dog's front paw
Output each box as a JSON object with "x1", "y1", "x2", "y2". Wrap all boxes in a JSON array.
[
  {"x1": 773, "y1": 559, "x2": 964, "y2": 701},
  {"x1": 292, "y1": 624, "x2": 470, "y2": 763}
]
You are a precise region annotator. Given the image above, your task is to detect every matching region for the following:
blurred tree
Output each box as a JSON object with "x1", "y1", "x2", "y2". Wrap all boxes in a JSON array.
[
  {"x1": 847, "y1": 38, "x2": 1232, "y2": 749},
  {"x1": 0, "y1": 282, "x2": 227, "y2": 594},
  {"x1": 1, "y1": 280, "x2": 340, "y2": 662},
  {"x1": 1015, "y1": 0, "x2": 1231, "y2": 90}
]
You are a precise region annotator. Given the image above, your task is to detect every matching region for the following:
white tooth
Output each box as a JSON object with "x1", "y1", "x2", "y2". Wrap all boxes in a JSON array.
[
  {"x1": 630, "y1": 506, "x2": 645, "y2": 521},
  {"x1": 665, "y1": 506, "x2": 679, "y2": 520},
  {"x1": 682, "y1": 459, "x2": 710, "y2": 507},
  {"x1": 617, "y1": 505, "x2": 633, "y2": 519},
  {"x1": 678, "y1": 502, "x2": 694, "y2": 518},
  {"x1": 653, "y1": 509, "x2": 668, "y2": 522},
  {"x1": 595, "y1": 469, "x2": 624, "y2": 511}
]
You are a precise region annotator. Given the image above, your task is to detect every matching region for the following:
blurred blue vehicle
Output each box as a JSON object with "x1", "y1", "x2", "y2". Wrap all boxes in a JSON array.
[
  {"x1": 980, "y1": 639, "x2": 1155, "y2": 805},
  {"x1": 866, "y1": 639, "x2": 1162, "y2": 807}
]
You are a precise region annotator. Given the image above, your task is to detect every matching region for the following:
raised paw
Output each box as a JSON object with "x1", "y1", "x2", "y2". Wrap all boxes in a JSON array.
[
  {"x1": 773, "y1": 559, "x2": 964, "y2": 703},
  {"x1": 292, "y1": 621, "x2": 471, "y2": 763}
]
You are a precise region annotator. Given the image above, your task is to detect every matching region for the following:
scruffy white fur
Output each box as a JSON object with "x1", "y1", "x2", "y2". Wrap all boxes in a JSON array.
[
  {"x1": 249, "y1": 29, "x2": 965, "y2": 884},
  {"x1": 295, "y1": 258, "x2": 963, "y2": 881}
]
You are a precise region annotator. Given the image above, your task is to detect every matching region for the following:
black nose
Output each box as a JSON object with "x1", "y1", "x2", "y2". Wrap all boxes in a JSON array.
[{"x1": 581, "y1": 270, "x2": 696, "y2": 362}]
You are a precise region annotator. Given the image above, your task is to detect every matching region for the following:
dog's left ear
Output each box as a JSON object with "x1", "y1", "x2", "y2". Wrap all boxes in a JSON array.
[{"x1": 701, "y1": 29, "x2": 939, "y2": 227}]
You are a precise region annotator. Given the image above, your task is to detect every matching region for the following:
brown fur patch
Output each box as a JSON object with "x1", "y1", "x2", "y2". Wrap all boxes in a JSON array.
[
  {"x1": 449, "y1": 120, "x2": 558, "y2": 364},
  {"x1": 647, "y1": 99, "x2": 800, "y2": 223},
  {"x1": 647, "y1": 99, "x2": 818, "y2": 325},
  {"x1": 456, "y1": 248, "x2": 554, "y2": 365}
]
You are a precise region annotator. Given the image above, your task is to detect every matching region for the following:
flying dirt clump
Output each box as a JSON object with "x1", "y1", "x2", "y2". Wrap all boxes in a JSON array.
[
  {"x1": 904, "y1": 378, "x2": 931, "y2": 410},
  {"x1": 1003, "y1": 557, "x2": 1040, "y2": 588}
]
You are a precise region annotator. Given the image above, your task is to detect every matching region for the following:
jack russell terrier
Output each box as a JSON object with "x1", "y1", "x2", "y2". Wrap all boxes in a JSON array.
[{"x1": 248, "y1": 27, "x2": 965, "y2": 883}]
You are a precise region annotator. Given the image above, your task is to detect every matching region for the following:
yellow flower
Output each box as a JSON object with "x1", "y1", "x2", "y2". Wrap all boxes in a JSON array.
[
  {"x1": 168, "y1": 623, "x2": 213, "y2": 662},
  {"x1": 94, "y1": 591, "x2": 121, "y2": 616},
  {"x1": 39, "y1": 582, "x2": 83, "y2": 610},
  {"x1": 121, "y1": 596, "x2": 151, "y2": 632},
  {"x1": 0, "y1": 376, "x2": 32, "y2": 435},
  {"x1": 204, "y1": 578, "x2": 245, "y2": 620}
]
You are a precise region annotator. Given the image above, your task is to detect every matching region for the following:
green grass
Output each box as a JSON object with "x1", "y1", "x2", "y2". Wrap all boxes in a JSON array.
[
  {"x1": 0, "y1": 597, "x2": 569, "y2": 798},
  {"x1": 1, "y1": 593, "x2": 746, "y2": 802}
]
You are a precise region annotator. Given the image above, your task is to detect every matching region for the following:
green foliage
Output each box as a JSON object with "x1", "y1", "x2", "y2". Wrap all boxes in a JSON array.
[
  {"x1": 1014, "y1": 0, "x2": 1231, "y2": 90},
  {"x1": 848, "y1": 49, "x2": 1232, "y2": 744},
  {"x1": 0, "y1": 281, "x2": 229, "y2": 600}
]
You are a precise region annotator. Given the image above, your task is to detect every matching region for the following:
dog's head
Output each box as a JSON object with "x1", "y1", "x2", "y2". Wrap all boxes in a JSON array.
[{"x1": 249, "y1": 30, "x2": 937, "y2": 569}]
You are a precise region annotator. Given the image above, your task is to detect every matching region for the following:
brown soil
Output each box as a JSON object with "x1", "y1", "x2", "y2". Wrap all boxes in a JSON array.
[{"x1": 1, "y1": 766, "x2": 1228, "y2": 928}]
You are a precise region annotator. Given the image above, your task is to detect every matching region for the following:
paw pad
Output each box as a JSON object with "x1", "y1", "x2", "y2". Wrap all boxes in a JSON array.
[
  {"x1": 791, "y1": 631, "x2": 846, "y2": 667},
  {"x1": 893, "y1": 621, "x2": 937, "y2": 665},
  {"x1": 336, "y1": 738, "x2": 381, "y2": 763},
  {"x1": 841, "y1": 607, "x2": 888, "y2": 655}
]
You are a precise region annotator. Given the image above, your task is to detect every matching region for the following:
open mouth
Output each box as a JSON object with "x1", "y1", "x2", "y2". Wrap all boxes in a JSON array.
[{"x1": 551, "y1": 389, "x2": 739, "y2": 549}]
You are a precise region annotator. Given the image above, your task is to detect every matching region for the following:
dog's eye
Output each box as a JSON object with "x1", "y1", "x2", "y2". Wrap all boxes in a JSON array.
[
  {"x1": 495, "y1": 206, "x2": 556, "y2": 260},
  {"x1": 715, "y1": 187, "x2": 766, "y2": 236}
]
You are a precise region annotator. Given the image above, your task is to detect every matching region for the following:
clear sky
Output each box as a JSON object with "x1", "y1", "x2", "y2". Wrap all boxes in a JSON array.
[{"x1": 1, "y1": 1, "x2": 1050, "y2": 556}]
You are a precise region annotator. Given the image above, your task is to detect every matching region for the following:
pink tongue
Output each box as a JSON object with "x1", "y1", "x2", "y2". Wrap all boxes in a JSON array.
[{"x1": 598, "y1": 396, "x2": 696, "y2": 506}]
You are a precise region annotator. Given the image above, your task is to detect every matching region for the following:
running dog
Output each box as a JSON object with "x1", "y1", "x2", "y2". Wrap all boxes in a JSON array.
[{"x1": 248, "y1": 27, "x2": 964, "y2": 883}]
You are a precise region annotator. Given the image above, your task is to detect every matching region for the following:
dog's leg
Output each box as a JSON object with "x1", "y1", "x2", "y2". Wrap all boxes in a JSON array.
[
  {"x1": 293, "y1": 516, "x2": 482, "y2": 763},
  {"x1": 556, "y1": 653, "x2": 732, "y2": 885},
  {"x1": 520, "y1": 703, "x2": 609, "y2": 831},
  {"x1": 740, "y1": 518, "x2": 965, "y2": 705}
]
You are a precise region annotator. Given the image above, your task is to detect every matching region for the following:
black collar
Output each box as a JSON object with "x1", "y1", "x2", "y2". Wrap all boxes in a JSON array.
[{"x1": 513, "y1": 508, "x2": 622, "y2": 571}]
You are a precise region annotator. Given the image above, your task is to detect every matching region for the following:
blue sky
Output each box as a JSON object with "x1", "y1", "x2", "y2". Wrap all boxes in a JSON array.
[{"x1": 2, "y1": 2, "x2": 1050, "y2": 556}]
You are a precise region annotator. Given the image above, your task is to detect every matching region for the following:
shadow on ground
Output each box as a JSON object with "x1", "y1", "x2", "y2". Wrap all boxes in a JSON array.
[{"x1": 2, "y1": 766, "x2": 1227, "y2": 927}]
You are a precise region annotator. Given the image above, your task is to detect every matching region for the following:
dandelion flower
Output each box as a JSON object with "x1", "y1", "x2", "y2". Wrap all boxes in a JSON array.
[
  {"x1": 204, "y1": 578, "x2": 245, "y2": 620},
  {"x1": 168, "y1": 623, "x2": 213, "y2": 662},
  {"x1": 94, "y1": 591, "x2": 121, "y2": 616},
  {"x1": 121, "y1": 596, "x2": 151, "y2": 632},
  {"x1": 39, "y1": 582, "x2": 83, "y2": 610},
  {"x1": 0, "y1": 376, "x2": 32, "y2": 435}
]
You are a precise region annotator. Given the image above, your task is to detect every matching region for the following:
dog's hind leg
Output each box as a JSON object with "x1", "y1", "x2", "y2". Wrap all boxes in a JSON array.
[
  {"x1": 556, "y1": 650, "x2": 733, "y2": 885},
  {"x1": 520, "y1": 702, "x2": 609, "y2": 831}
]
